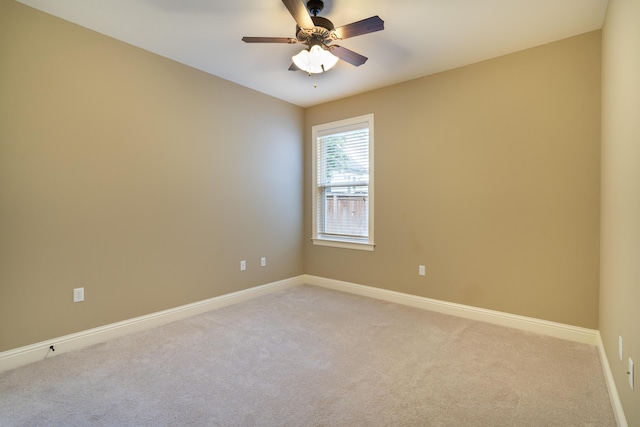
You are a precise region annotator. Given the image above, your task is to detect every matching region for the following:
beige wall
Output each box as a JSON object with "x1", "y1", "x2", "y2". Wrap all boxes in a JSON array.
[
  {"x1": 305, "y1": 31, "x2": 601, "y2": 329},
  {"x1": 601, "y1": 0, "x2": 640, "y2": 423},
  {"x1": 0, "y1": 2, "x2": 304, "y2": 352}
]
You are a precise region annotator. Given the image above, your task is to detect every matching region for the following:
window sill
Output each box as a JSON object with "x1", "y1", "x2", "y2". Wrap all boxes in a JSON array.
[{"x1": 311, "y1": 237, "x2": 375, "y2": 252}]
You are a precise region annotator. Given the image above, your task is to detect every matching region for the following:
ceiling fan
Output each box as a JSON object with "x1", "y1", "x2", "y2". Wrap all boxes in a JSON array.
[{"x1": 242, "y1": 0, "x2": 384, "y2": 74}]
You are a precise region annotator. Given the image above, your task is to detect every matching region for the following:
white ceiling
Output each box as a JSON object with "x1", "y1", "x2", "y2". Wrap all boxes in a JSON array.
[{"x1": 17, "y1": 0, "x2": 609, "y2": 108}]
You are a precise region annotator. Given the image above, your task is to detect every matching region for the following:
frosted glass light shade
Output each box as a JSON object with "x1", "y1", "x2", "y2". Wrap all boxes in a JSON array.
[{"x1": 292, "y1": 45, "x2": 339, "y2": 74}]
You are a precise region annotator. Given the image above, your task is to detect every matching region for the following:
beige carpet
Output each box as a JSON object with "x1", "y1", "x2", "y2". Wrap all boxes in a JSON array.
[{"x1": 0, "y1": 285, "x2": 615, "y2": 426}]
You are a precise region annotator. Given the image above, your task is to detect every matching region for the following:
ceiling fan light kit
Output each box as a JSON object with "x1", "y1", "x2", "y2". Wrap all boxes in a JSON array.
[
  {"x1": 242, "y1": 0, "x2": 384, "y2": 75},
  {"x1": 292, "y1": 44, "x2": 339, "y2": 74}
]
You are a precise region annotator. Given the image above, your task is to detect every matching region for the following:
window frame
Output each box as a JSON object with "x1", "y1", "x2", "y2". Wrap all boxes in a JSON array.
[{"x1": 311, "y1": 114, "x2": 375, "y2": 251}]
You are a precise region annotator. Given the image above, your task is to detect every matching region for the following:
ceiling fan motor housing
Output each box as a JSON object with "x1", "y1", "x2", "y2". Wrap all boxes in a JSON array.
[{"x1": 296, "y1": 16, "x2": 335, "y2": 43}]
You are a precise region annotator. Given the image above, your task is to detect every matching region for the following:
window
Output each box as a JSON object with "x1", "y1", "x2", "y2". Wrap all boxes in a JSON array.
[{"x1": 312, "y1": 114, "x2": 374, "y2": 251}]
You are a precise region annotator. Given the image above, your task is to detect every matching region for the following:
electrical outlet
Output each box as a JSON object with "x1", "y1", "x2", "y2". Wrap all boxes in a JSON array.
[
  {"x1": 629, "y1": 358, "x2": 634, "y2": 390},
  {"x1": 73, "y1": 287, "x2": 84, "y2": 303},
  {"x1": 261, "y1": 257, "x2": 266, "y2": 267},
  {"x1": 619, "y1": 336, "x2": 623, "y2": 361},
  {"x1": 240, "y1": 260, "x2": 246, "y2": 271},
  {"x1": 419, "y1": 265, "x2": 426, "y2": 276}
]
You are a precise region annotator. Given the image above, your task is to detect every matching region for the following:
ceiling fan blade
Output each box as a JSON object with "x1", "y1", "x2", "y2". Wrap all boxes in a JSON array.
[
  {"x1": 281, "y1": 0, "x2": 314, "y2": 29},
  {"x1": 334, "y1": 16, "x2": 384, "y2": 40},
  {"x1": 242, "y1": 37, "x2": 298, "y2": 44},
  {"x1": 329, "y1": 45, "x2": 368, "y2": 67}
]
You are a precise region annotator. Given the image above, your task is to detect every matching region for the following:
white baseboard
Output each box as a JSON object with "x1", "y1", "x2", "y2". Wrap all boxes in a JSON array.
[
  {"x1": 0, "y1": 276, "x2": 304, "y2": 373},
  {"x1": 597, "y1": 332, "x2": 628, "y2": 427},
  {"x1": 304, "y1": 275, "x2": 599, "y2": 345}
]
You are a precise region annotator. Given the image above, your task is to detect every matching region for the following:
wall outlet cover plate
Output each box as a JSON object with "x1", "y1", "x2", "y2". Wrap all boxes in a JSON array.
[
  {"x1": 619, "y1": 336, "x2": 623, "y2": 361},
  {"x1": 73, "y1": 287, "x2": 84, "y2": 302}
]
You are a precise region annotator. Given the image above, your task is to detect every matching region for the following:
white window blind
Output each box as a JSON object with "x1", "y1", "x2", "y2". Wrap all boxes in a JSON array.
[{"x1": 312, "y1": 114, "x2": 374, "y2": 250}]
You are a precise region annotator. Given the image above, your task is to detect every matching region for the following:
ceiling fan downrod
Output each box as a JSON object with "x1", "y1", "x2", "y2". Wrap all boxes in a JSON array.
[{"x1": 307, "y1": 0, "x2": 324, "y2": 16}]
